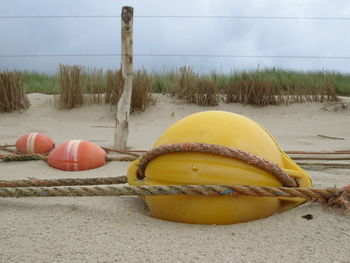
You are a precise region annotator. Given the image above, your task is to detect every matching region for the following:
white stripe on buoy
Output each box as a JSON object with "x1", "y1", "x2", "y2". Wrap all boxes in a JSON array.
[
  {"x1": 66, "y1": 140, "x2": 81, "y2": 171},
  {"x1": 26, "y1": 133, "x2": 38, "y2": 153}
]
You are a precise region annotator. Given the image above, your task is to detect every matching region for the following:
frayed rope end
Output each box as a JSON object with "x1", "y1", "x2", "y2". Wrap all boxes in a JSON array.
[{"x1": 322, "y1": 184, "x2": 350, "y2": 211}]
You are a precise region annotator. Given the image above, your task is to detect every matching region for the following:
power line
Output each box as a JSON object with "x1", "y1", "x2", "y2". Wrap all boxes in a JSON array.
[
  {"x1": 0, "y1": 15, "x2": 350, "y2": 20},
  {"x1": 1, "y1": 53, "x2": 350, "y2": 59}
]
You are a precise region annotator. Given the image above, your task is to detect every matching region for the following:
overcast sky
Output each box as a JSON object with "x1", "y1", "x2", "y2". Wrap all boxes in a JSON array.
[{"x1": 1, "y1": 0, "x2": 350, "y2": 74}]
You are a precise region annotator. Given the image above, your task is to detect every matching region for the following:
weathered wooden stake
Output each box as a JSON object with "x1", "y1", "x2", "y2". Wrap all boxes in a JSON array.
[{"x1": 114, "y1": 6, "x2": 133, "y2": 150}]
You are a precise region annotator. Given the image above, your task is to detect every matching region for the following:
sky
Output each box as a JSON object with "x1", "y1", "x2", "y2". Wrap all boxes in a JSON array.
[{"x1": 1, "y1": 0, "x2": 350, "y2": 74}]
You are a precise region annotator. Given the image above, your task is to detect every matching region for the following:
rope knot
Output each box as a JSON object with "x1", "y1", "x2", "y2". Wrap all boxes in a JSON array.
[{"x1": 327, "y1": 184, "x2": 350, "y2": 210}]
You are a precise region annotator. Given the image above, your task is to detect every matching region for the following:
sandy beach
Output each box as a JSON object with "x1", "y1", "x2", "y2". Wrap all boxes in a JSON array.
[{"x1": 1, "y1": 93, "x2": 350, "y2": 263}]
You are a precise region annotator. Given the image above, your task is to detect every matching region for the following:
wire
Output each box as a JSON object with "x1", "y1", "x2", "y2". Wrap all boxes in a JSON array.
[
  {"x1": 0, "y1": 15, "x2": 119, "y2": 19},
  {"x1": 0, "y1": 15, "x2": 350, "y2": 20},
  {"x1": 1, "y1": 53, "x2": 350, "y2": 59},
  {"x1": 139, "y1": 15, "x2": 350, "y2": 20}
]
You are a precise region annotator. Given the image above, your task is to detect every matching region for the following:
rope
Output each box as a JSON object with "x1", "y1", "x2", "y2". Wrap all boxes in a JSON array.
[
  {"x1": 2, "y1": 144, "x2": 349, "y2": 155},
  {"x1": 0, "y1": 144, "x2": 15, "y2": 148},
  {"x1": 286, "y1": 150, "x2": 350, "y2": 154},
  {"x1": 0, "y1": 154, "x2": 48, "y2": 162},
  {"x1": 0, "y1": 176, "x2": 127, "y2": 188},
  {"x1": 2, "y1": 153, "x2": 349, "y2": 166},
  {"x1": 106, "y1": 156, "x2": 138, "y2": 162},
  {"x1": 2, "y1": 143, "x2": 350, "y2": 212},
  {"x1": 0, "y1": 184, "x2": 349, "y2": 210},
  {"x1": 292, "y1": 157, "x2": 350, "y2": 161},
  {"x1": 101, "y1": 147, "x2": 141, "y2": 157},
  {"x1": 297, "y1": 162, "x2": 350, "y2": 168},
  {"x1": 138, "y1": 143, "x2": 299, "y2": 187},
  {"x1": 1, "y1": 152, "x2": 350, "y2": 172},
  {"x1": 0, "y1": 148, "x2": 18, "y2": 154},
  {"x1": 0, "y1": 153, "x2": 136, "y2": 162}
]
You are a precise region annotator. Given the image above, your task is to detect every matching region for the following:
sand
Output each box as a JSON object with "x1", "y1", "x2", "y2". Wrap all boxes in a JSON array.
[{"x1": 0, "y1": 94, "x2": 350, "y2": 263}]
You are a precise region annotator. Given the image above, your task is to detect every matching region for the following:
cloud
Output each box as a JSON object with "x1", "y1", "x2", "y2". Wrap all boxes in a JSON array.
[{"x1": 0, "y1": 0, "x2": 349, "y2": 73}]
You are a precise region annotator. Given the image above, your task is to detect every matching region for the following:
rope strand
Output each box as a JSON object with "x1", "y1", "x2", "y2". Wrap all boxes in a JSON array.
[
  {"x1": 0, "y1": 184, "x2": 348, "y2": 210},
  {"x1": 0, "y1": 176, "x2": 127, "y2": 188}
]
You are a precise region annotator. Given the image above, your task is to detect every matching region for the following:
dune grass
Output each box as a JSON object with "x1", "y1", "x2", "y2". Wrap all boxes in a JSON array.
[
  {"x1": 55, "y1": 65, "x2": 152, "y2": 111},
  {"x1": 22, "y1": 71, "x2": 58, "y2": 94},
  {"x1": 18, "y1": 67, "x2": 350, "y2": 107},
  {"x1": 333, "y1": 73, "x2": 350, "y2": 96},
  {"x1": 0, "y1": 71, "x2": 30, "y2": 112},
  {"x1": 57, "y1": 65, "x2": 85, "y2": 109}
]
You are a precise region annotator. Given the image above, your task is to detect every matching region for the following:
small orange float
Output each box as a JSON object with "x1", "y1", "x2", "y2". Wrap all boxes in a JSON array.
[
  {"x1": 48, "y1": 140, "x2": 106, "y2": 171},
  {"x1": 16, "y1": 133, "x2": 55, "y2": 154}
]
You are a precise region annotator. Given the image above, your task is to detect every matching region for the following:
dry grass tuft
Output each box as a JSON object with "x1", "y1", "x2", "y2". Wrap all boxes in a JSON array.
[
  {"x1": 0, "y1": 71, "x2": 30, "y2": 112},
  {"x1": 56, "y1": 65, "x2": 153, "y2": 112},
  {"x1": 105, "y1": 69, "x2": 122, "y2": 105},
  {"x1": 105, "y1": 69, "x2": 152, "y2": 112},
  {"x1": 225, "y1": 70, "x2": 339, "y2": 106},
  {"x1": 53, "y1": 65, "x2": 339, "y2": 109},
  {"x1": 192, "y1": 77, "x2": 220, "y2": 106},
  {"x1": 225, "y1": 75, "x2": 278, "y2": 106},
  {"x1": 172, "y1": 66, "x2": 219, "y2": 106},
  {"x1": 84, "y1": 67, "x2": 104, "y2": 104},
  {"x1": 131, "y1": 69, "x2": 152, "y2": 111},
  {"x1": 174, "y1": 66, "x2": 196, "y2": 99},
  {"x1": 57, "y1": 64, "x2": 84, "y2": 109}
]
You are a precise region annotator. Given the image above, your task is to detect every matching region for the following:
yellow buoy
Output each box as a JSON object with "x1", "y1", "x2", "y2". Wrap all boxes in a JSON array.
[{"x1": 127, "y1": 111, "x2": 312, "y2": 224}]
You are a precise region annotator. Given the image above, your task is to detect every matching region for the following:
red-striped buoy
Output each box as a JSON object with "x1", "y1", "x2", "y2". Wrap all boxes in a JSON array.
[
  {"x1": 47, "y1": 140, "x2": 106, "y2": 171},
  {"x1": 16, "y1": 133, "x2": 55, "y2": 154}
]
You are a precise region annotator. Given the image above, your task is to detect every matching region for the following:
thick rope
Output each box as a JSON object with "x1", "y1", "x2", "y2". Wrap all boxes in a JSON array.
[
  {"x1": 1, "y1": 152, "x2": 350, "y2": 173},
  {"x1": 2, "y1": 144, "x2": 349, "y2": 154},
  {"x1": 0, "y1": 184, "x2": 349, "y2": 210},
  {"x1": 0, "y1": 153, "x2": 48, "y2": 162},
  {"x1": 0, "y1": 176, "x2": 127, "y2": 188},
  {"x1": 0, "y1": 153, "x2": 137, "y2": 162},
  {"x1": 2, "y1": 144, "x2": 350, "y2": 156},
  {"x1": 138, "y1": 143, "x2": 299, "y2": 187},
  {"x1": 106, "y1": 156, "x2": 138, "y2": 162}
]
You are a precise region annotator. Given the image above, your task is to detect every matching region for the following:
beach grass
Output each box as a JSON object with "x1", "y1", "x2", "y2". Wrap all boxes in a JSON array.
[
  {"x1": 0, "y1": 71, "x2": 30, "y2": 112},
  {"x1": 57, "y1": 64, "x2": 85, "y2": 109},
  {"x1": 22, "y1": 71, "x2": 59, "y2": 94},
  {"x1": 19, "y1": 67, "x2": 350, "y2": 107}
]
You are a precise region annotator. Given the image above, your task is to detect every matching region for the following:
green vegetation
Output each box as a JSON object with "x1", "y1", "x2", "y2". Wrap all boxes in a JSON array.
[
  {"x1": 21, "y1": 67, "x2": 350, "y2": 97},
  {"x1": 12, "y1": 66, "x2": 349, "y2": 108},
  {"x1": 333, "y1": 72, "x2": 350, "y2": 96},
  {"x1": 0, "y1": 66, "x2": 344, "y2": 113},
  {"x1": 22, "y1": 71, "x2": 59, "y2": 94}
]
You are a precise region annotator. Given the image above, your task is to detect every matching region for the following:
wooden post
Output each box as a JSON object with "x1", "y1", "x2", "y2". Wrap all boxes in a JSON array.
[{"x1": 114, "y1": 6, "x2": 133, "y2": 150}]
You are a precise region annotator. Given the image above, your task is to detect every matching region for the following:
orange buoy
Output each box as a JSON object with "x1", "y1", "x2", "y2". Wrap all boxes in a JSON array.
[
  {"x1": 16, "y1": 133, "x2": 55, "y2": 154},
  {"x1": 47, "y1": 140, "x2": 106, "y2": 171}
]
